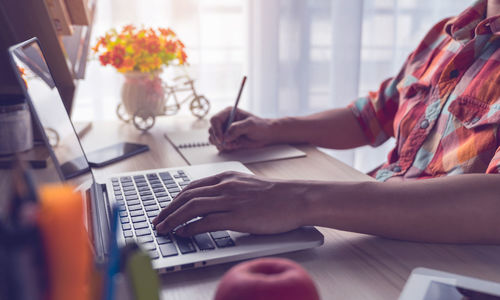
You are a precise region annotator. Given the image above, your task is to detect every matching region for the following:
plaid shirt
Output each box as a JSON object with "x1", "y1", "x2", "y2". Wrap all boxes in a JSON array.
[{"x1": 350, "y1": 0, "x2": 500, "y2": 181}]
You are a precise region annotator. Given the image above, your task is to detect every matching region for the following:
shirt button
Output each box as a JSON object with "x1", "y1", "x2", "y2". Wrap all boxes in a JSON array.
[
  {"x1": 420, "y1": 119, "x2": 430, "y2": 129},
  {"x1": 450, "y1": 69, "x2": 459, "y2": 79},
  {"x1": 393, "y1": 166, "x2": 402, "y2": 172}
]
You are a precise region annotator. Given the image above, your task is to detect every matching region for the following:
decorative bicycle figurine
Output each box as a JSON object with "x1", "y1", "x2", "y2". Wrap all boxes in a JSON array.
[
  {"x1": 163, "y1": 75, "x2": 210, "y2": 118},
  {"x1": 116, "y1": 73, "x2": 210, "y2": 132}
]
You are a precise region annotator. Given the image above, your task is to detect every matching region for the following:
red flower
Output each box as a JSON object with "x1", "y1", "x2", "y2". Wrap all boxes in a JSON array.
[
  {"x1": 111, "y1": 54, "x2": 124, "y2": 68},
  {"x1": 146, "y1": 39, "x2": 161, "y2": 53},
  {"x1": 165, "y1": 40, "x2": 176, "y2": 53},
  {"x1": 93, "y1": 25, "x2": 188, "y2": 72},
  {"x1": 176, "y1": 40, "x2": 185, "y2": 48},
  {"x1": 99, "y1": 52, "x2": 111, "y2": 65},
  {"x1": 113, "y1": 45, "x2": 126, "y2": 57}
]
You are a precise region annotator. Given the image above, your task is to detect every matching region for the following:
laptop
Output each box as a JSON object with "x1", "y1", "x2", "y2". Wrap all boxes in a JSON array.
[{"x1": 8, "y1": 38, "x2": 324, "y2": 273}]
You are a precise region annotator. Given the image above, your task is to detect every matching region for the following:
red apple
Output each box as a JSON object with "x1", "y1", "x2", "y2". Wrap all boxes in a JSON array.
[{"x1": 215, "y1": 258, "x2": 320, "y2": 300}]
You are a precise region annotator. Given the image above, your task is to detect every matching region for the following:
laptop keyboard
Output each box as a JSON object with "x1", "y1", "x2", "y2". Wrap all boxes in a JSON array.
[{"x1": 111, "y1": 170, "x2": 235, "y2": 260}]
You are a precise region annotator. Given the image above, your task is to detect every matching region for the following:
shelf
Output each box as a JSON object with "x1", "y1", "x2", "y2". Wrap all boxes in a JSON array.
[
  {"x1": 61, "y1": 0, "x2": 96, "y2": 79},
  {"x1": 0, "y1": 0, "x2": 97, "y2": 114}
]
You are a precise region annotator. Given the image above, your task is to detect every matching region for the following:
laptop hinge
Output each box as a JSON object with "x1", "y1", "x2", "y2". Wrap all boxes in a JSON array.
[{"x1": 90, "y1": 182, "x2": 111, "y2": 264}]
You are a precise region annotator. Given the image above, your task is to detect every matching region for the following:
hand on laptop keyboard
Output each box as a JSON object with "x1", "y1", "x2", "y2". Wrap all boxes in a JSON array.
[
  {"x1": 152, "y1": 171, "x2": 309, "y2": 237},
  {"x1": 116, "y1": 170, "x2": 237, "y2": 259}
]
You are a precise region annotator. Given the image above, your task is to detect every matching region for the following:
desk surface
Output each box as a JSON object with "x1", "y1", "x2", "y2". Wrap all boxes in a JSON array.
[{"x1": 6, "y1": 117, "x2": 500, "y2": 299}]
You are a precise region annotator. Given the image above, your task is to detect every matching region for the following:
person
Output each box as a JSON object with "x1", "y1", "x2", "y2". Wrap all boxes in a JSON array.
[{"x1": 154, "y1": 0, "x2": 500, "y2": 244}]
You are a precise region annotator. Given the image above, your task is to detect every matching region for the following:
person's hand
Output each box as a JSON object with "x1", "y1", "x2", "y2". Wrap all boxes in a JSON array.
[
  {"x1": 152, "y1": 171, "x2": 309, "y2": 236},
  {"x1": 209, "y1": 107, "x2": 275, "y2": 152}
]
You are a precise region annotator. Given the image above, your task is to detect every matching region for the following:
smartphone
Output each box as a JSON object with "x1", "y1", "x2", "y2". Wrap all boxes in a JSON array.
[{"x1": 86, "y1": 142, "x2": 149, "y2": 168}]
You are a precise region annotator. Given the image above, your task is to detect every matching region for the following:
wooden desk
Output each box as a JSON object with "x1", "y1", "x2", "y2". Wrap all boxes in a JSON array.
[
  {"x1": 78, "y1": 118, "x2": 500, "y2": 300},
  {"x1": 5, "y1": 117, "x2": 500, "y2": 299}
]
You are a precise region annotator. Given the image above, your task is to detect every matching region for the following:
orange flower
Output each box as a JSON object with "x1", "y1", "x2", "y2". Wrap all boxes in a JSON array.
[
  {"x1": 159, "y1": 28, "x2": 175, "y2": 37},
  {"x1": 91, "y1": 41, "x2": 100, "y2": 53},
  {"x1": 133, "y1": 37, "x2": 147, "y2": 51},
  {"x1": 177, "y1": 50, "x2": 187, "y2": 65},
  {"x1": 123, "y1": 24, "x2": 136, "y2": 33},
  {"x1": 119, "y1": 57, "x2": 135, "y2": 73},
  {"x1": 93, "y1": 24, "x2": 188, "y2": 73},
  {"x1": 99, "y1": 36, "x2": 108, "y2": 47}
]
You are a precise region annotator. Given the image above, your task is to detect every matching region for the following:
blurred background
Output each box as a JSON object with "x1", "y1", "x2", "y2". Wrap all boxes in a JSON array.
[{"x1": 74, "y1": 0, "x2": 471, "y2": 173}]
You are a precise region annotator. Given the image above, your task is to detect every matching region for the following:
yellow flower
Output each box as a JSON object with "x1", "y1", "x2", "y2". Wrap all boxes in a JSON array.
[{"x1": 93, "y1": 24, "x2": 188, "y2": 73}]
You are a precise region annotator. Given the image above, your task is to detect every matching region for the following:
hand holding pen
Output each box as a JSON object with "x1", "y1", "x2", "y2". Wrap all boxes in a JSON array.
[{"x1": 207, "y1": 76, "x2": 278, "y2": 152}]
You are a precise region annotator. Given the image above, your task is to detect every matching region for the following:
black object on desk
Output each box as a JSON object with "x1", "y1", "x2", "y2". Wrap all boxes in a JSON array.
[
  {"x1": 0, "y1": 144, "x2": 49, "y2": 169},
  {"x1": 0, "y1": 158, "x2": 47, "y2": 300},
  {"x1": 87, "y1": 142, "x2": 149, "y2": 168}
]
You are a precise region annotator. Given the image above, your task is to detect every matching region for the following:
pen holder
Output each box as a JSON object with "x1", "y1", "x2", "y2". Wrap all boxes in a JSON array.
[
  {"x1": 38, "y1": 185, "x2": 92, "y2": 300},
  {"x1": 0, "y1": 98, "x2": 33, "y2": 155}
]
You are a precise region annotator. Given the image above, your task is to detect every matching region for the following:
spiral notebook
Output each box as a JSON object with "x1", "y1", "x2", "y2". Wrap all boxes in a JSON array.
[{"x1": 164, "y1": 129, "x2": 306, "y2": 165}]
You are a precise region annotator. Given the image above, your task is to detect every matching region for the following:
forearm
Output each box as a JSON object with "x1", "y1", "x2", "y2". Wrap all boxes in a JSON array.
[
  {"x1": 302, "y1": 174, "x2": 500, "y2": 244},
  {"x1": 269, "y1": 107, "x2": 368, "y2": 149}
]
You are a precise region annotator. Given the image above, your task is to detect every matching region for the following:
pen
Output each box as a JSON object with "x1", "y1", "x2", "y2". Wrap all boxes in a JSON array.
[
  {"x1": 224, "y1": 75, "x2": 247, "y2": 134},
  {"x1": 104, "y1": 203, "x2": 120, "y2": 300}
]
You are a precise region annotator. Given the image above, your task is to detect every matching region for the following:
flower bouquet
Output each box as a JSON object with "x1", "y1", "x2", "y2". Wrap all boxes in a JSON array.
[{"x1": 93, "y1": 25, "x2": 205, "y2": 131}]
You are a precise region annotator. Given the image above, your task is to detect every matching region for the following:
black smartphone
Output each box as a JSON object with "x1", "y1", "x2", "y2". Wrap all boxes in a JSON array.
[{"x1": 86, "y1": 142, "x2": 149, "y2": 168}]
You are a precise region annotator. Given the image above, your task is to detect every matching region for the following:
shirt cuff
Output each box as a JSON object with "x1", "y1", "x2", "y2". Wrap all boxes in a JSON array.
[{"x1": 349, "y1": 96, "x2": 390, "y2": 147}]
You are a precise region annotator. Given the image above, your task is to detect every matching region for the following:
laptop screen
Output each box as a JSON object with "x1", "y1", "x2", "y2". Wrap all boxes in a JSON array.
[{"x1": 9, "y1": 39, "x2": 91, "y2": 180}]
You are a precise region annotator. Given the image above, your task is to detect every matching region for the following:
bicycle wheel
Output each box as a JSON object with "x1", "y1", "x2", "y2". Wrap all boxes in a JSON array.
[
  {"x1": 190, "y1": 96, "x2": 210, "y2": 119},
  {"x1": 116, "y1": 103, "x2": 131, "y2": 123},
  {"x1": 133, "y1": 109, "x2": 155, "y2": 132}
]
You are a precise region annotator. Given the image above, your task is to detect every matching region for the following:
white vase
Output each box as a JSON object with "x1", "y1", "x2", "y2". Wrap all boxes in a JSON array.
[{"x1": 121, "y1": 71, "x2": 166, "y2": 118}]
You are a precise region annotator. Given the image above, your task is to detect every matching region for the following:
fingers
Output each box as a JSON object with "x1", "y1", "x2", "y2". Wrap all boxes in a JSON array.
[
  {"x1": 209, "y1": 107, "x2": 232, "y2": 143},
  {"x1": 227, "y1": 138, "x2": 261, "y2": 150},
  {"x1": 209, "y1": 127, "x2": 223, "y2": 148},
  {"x1": 224, "y1": 118, "x2": 254, "y2": 143},
  {"x1": 153, "y1": 183, "x2": 219, "y2": 226},
  {"x1": 155, "y1": 196, "x2": 228, "y2": 234},
  {"x1": 175, "y1": 213, "x2": 233, "y2": 237},
  {"x1": 210, "y1": 107, "x2": 253, "y2": 145},
  {"x1": 209, "y1": 127, "x2": 225, "y2": 151},
  {"x1": 183, "y1": 173, "x2": 222, "y2": 191}
]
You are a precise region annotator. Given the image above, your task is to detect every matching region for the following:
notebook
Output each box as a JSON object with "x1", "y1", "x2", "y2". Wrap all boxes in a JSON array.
[{"x1": 164, "y1": 129, "x2": 306, "y2": 165}]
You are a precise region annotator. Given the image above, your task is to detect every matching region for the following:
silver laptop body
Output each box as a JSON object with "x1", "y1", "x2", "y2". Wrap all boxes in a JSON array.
[{"x1": 9, "y1": 37, "x2": 324, "y2": 273}]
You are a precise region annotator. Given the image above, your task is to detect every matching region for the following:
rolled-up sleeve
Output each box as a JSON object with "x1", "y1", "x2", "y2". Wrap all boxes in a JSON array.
[{"x1": 349, "y1": 76, "x2": 402, "y2": 147}]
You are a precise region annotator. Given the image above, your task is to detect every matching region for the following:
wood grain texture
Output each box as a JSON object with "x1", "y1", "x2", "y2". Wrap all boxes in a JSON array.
[
  {"x1": 79, "y1": 118, "x2": 499, "y2": 300},
  {"x1": 2, "y1": 117, "x2": 500, "y2": 300}
]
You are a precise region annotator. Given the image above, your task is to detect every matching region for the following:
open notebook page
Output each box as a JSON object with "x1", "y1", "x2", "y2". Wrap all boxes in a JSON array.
[{"x1": 164, "y1": 129, "x2": 306, "y2": 165}]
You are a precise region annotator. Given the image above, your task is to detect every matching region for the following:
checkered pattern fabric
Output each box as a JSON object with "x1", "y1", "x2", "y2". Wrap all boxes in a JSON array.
[{"x1": 350, "y1": 0, "x2": 500, "y2": 181}]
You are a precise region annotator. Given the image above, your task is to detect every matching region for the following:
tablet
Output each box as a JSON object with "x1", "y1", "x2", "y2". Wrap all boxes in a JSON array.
[{"x1": 399, "y1": 268, "x2": 500, "y2": 300}]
